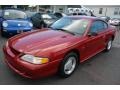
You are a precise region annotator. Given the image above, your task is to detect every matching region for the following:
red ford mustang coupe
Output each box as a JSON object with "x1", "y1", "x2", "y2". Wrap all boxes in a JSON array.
[{"x1": 3, "y1": 16, "x2": 116, "y2": 79}]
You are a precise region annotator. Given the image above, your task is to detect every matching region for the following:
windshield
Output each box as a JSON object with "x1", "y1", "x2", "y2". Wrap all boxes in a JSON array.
[
  {"x1": 3, "y1": 9, "x2": 27, "y2": 19},
  {"x1": 25, "y1": 11, "x2": 36, "y2": 18},
  {"x1": 50, "y1": 17, "x2": 90, "y2": 35}
]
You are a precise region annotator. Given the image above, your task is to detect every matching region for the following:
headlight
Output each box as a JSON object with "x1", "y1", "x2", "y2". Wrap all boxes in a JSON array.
[
  {"x1": 2, "y1": 22, "x2": 8, "y2": 27},
  {"x1": 21, "y1": 54, "x2": 49, "y2": 64},
  {"x1": 29, "y1": 22, "x2": 33, "y2": 27}
]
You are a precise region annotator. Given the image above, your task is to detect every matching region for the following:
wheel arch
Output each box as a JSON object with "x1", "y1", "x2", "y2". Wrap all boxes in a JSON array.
[
  {"x1": 111, "y1": 35, "x2": 115, "y2": 41},
  {"x1": 58, "y1": 48, "x2": 80, "y2": 77},
  {"x1": 64, "y1": 49, "x2": 80, "y2": 62}
]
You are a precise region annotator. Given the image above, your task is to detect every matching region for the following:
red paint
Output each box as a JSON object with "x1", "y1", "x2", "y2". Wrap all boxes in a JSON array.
[{"x1": 3, "y1": 16, "x2": 116, "y2": 79}]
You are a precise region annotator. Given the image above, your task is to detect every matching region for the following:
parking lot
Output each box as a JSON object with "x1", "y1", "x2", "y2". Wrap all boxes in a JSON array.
[{"x1": 0, "y1": 28, "x2": 120, "y2": 85}]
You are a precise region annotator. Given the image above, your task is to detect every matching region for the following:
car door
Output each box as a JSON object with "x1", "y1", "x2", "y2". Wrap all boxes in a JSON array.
[{"x1": 81, "y1": 20, "x2": 106, "y2": 61}]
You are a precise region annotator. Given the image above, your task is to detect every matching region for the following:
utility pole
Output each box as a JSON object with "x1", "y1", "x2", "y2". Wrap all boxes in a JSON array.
[
  {"x1": 53, "y1": 5, "x2": 56, "y2": 13},
  {"x1": 36, "y1": 5, "x2": 39, "y2": 12},
  {"x1": 105, "y1": 8, "x2": 107, "y2": 16},
  {"x1": 13, "y1": 5, "x2": 17, "y2": 8}
]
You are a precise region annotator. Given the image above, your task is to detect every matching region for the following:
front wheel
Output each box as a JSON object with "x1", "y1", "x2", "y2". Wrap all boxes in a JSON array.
[
  {"x1": 58, "y1": 52, "x2": 79, "y2": 78},
  {"x1": 105, "y1": 39, "x2": 113, "y2": 51}
]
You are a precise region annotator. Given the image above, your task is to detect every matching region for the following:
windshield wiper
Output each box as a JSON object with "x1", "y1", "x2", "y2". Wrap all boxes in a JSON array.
[{"x1": 55, "y1": 28, "x2": 75, "y2": 35}]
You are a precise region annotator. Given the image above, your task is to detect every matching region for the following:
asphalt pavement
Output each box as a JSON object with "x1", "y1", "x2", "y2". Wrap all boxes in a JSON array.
[{"x1": 0, "y1": 30, "x2": 120, "y2": 85}]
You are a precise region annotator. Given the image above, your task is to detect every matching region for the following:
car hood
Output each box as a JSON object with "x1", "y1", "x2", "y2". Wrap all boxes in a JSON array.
[
  {"x1": 5, "y1": 19, "x2": 31, "y2": 28},
  {"x1": 9, "y1": 29, "x2": 81, "y2": 55}
]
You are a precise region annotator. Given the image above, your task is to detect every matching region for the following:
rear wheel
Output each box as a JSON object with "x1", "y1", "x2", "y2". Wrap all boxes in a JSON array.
[
  {"x1": 58, "y1": 52, "x2": 79, "y2": 78},
  {"x1": 105, "y1": 39, "x2": 113, "y2": 51}
]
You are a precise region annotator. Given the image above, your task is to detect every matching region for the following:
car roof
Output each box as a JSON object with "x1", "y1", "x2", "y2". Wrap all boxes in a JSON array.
[
  {"x1": 64, "y1": 16, "x2": 101, "y2": 21},
  {"x1": 111, "y1": 18, "x2": 120, "y2": 19}
]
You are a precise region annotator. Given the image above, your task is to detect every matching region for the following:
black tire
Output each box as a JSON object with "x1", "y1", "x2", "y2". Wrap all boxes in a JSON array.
[
  {"x1": 105, "y1": 38, "x2": 113, "y2": 52},
  {"x1": 1, "y1": 30, "x2": 4, "y2": 37},
  {"x1": 58, "y1": 52, "x2": 79, "y2": 78}
]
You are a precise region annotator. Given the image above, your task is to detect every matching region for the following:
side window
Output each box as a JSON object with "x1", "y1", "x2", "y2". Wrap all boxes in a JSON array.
[
  {"x1": 114, "y1": 8, "x2": 119, "y2": 15},
  {"x1": 99, "y1": 8, "x2": 103, "y2": 14},
  {"x1": 90, "y1": 20, "x2": 107, "y2": 33},
  {"x1": 90, "y1": 21, "x2": 99, "y2": 32}
]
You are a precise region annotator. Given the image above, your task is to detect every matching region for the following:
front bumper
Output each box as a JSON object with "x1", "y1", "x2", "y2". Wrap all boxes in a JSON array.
[
  {"x1": 3, "y1": 45, "x2": 61, "y2": 79},
  {"x1": 2, "y1": 29, "x2": 32, "y2": 36}
]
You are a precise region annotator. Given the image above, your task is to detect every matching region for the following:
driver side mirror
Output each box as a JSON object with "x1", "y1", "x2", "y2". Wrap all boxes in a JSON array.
[{"x1": 88, "y1": 32, "x2": 98, "y2": 36}]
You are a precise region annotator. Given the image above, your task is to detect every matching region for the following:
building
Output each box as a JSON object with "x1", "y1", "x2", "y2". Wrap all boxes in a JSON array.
[
  {"x1": 0, "y1": 5, "x2": 28, "y2": 10},
  {"x1": 0, "y1": 5, "x2": 87, "y2": 14},
  {"x1": 84, "y1": 5, "x2": 120, "y2": 18},
  {"x1": 50, "y1": 5, "x2": 82, "y2": 13}
]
